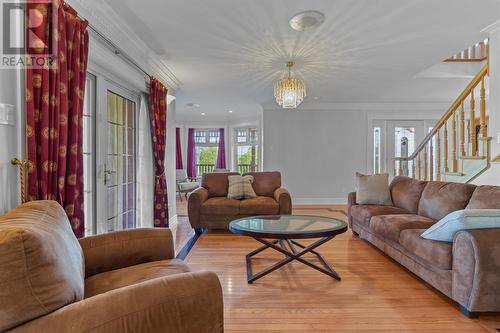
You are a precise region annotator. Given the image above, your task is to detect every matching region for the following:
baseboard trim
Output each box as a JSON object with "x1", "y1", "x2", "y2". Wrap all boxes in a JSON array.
[{"x1": 293, "y1": 198, "x2": 347, "y2": 205}]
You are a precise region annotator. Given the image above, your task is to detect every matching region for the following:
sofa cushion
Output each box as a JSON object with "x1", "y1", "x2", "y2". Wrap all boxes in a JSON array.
[
  {"x1": 355, "y1": 173, "x2": 393, "y2": 205},
  {"x1": 240, "y1": 196, "x2": 279, "y2": 215},
  {"x1": 202, "y1": 172, "x2": 239, "y2": 198},
  {"x1": 466, "y1": 185, "x2": 500, "y2": 209},
  {"x1": 400, "y1": 229, "x2": 453, "y2": 270},
  {"x1": 0, "y1": 201, "x2": 85, "y2": 332},
  {"x1": 84, "y1": 259, "x2": 191, "y2": 298},
  {"x1": 349, "y1": 205, "x2": 409, "y2": 228},
  {"x1": 390, "y1": 176, "x2": 428, "y2": 214},
  {"x1": 370, "y1": 214, "x2": 435, "y2": 243},
  {"x1": 201, "y1": 197, "x2": 240, "y2": 216},
  {"x1": 418, "y1": 181, "x2": 476, "y2": 221},
  {"x1": 243, "y1": 171, "x2": 281, "y2": 197}
]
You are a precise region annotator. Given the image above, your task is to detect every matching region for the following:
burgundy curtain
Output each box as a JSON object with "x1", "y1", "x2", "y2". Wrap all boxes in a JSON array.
[
  {"x1": 187, "y1": 128, "x2": 196, "y2": 178},
  {"x1": 26, "y1": 1, "x2": 89, "y2": 237},
  {"x1": 176, "y1": 127, "x2": 183, "y2": 169},
  {"x1": 216, "y1": 128, "x2": 226, "y2": 169},
  {"x1": 149, "y1": 78, "x2": 169, "y2": 227}
]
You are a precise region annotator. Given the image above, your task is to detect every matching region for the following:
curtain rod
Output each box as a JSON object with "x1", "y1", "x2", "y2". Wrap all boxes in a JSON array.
[{"x1": 86, "y1": 23, "x2": 152, "y2": 80}]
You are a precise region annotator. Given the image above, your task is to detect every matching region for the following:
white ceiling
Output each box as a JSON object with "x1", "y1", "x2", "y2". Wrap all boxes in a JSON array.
[{"x1": 103, "y1": 0, "x2": 500, "y2": 118}]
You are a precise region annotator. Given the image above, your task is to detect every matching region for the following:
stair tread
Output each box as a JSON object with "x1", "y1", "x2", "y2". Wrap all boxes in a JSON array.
[
  {"x1": 459, "y1": 155, "x2": 487, "y2": 160},
  {"x1": 442, "y1": 172, "x2": 465, "y2": 176}
]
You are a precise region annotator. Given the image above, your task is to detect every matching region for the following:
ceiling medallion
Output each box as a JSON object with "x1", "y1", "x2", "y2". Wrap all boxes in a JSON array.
[
  {"x1": 274, "y1": 61, "x2": 306, "y2": 109},
  {"x1": 289, "y1": 11, "x2": 325, "y2": 32}
]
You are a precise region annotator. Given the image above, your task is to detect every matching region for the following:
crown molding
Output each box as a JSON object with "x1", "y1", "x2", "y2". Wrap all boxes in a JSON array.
[
  {"x1": 68, "y1": 0, "x2": 182, "y2": 90},
  {"x1": 261, "y1": 102, "x2": 453, "y2": 112}
]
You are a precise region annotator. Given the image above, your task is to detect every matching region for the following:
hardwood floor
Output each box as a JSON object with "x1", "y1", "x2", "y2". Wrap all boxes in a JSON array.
[{"x1": 185, "y1": 205, "x2": 500, "y2": 332}]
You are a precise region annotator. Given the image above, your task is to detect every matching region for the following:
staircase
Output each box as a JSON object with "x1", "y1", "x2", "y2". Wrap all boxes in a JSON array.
[{"x1": 394, "y1": 60, "x2": 491, "y2": 183}]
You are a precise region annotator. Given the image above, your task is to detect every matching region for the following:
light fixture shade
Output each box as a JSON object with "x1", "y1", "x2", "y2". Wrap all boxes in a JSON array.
[{"x1": 274, "y1": 62, "x2": 306, "y2": 109}]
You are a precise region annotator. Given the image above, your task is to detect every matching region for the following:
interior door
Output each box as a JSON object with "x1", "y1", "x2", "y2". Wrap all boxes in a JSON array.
[
  {"x1": 96, "y1": 79, "x2": 139, "y2": 234},
  {"x1": 386, "y1": 120, "x2": 426, "y2": 178}
]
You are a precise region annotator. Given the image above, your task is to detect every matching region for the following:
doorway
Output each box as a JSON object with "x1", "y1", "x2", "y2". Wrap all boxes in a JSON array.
[
  {"x1": 95, "y1": 80, "x2": 140, "y2": 234},
  {"x1": 369, "y1": 118, "x2": 437, "y2": 178}
]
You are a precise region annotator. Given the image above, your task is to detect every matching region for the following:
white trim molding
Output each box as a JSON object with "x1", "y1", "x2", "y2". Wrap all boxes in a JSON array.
[
  {"x1": 293, "y1": 198, "x2": 347, "y2": 205},
  {"x1": 68, "y1": 0, "x2": 182, "y2": 90},
  {"x1": 482, "y1": 19, "x2": 500, "y2": 34}
]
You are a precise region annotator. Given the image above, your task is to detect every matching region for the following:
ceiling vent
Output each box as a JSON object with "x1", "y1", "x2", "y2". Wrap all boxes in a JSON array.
[{"x1": 289, "y1": 11, "x2": 325, "y2": 31}]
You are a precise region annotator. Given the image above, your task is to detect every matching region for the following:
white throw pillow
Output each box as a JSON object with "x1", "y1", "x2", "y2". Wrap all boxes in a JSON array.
[
  {"x1": 421, "y1": 209, "x2": 500, "y2": 242},
  {"x1": 355, "y1": 172, "x2": 393, "y2": 206}
]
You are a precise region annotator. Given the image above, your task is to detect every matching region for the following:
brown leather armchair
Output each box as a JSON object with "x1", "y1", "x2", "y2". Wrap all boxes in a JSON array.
[
  {"x1": 0, "y1": 201, "x2": 223, "y2": 333},
  {"x1": 188, "y1": 171, "x2": 292, "y2": 232}
]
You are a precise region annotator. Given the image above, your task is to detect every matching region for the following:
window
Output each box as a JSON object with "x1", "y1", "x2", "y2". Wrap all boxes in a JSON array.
[
  {"x1": 234, "y1": 128, "x2": 259, "y2": 173},
  {"x1": 194, "y1": 129, "x2": 219, "y2": 175}
]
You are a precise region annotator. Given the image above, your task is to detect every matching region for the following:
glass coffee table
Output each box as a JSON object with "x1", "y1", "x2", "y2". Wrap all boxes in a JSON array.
[{"x1": 229, "y1": 215, "x2": 348, "y2": 283}]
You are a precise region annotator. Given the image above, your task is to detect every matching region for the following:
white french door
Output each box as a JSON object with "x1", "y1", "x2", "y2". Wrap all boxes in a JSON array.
[{"x1": 95, "y1": 79, "x2": 140, "y2": 234}]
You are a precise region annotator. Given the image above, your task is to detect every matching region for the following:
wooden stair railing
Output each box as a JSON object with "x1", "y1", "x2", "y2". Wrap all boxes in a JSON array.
[
  {"x1": 445, "y1": 40, "x2": 489, "y2": 62},
  {"x1": 394, "y1": 64, "x2": 490, "y2": 181}
]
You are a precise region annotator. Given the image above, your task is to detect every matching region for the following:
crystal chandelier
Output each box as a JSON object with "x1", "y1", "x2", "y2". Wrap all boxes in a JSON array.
[{"x1": 274, "y1": 61, "x2": 306, "y2": 109}]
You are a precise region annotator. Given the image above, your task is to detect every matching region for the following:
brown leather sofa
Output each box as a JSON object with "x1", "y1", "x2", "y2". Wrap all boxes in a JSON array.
[
  {"x1": 348, "y1": 176, "x2": 500, "y2": 317},
  {"x1": 188, "y1": 171, "x2": 292, "y2": 232},
  {"x1": 0, "y1": 201, "x2": 224, "y2": 333}
]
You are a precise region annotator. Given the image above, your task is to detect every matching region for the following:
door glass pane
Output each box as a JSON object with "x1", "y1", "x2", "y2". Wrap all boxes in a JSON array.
[
  {"x1": 373, "y1": 127, "x2": 381, "y2": 174},
  {"x1": 394, "y1": 127, "x2": 415, "y2": 177},
  {"x1": 105, "y1": 91, "x2": 137, "y2": 232},
  {"x1": 83, "y1": 75, "x2": 95, "y2": 236}
]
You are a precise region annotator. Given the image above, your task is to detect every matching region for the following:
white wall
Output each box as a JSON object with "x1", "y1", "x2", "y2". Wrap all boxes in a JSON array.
[
  {"x1": 263, "y1": 104, "x2": 446, "y2": 204},
  {"x1": 0, "y1": 67, "x2": 23, "y2": 214},
  {"x1": 473, "y1": 23, "x2": 500, "y2": 186}
]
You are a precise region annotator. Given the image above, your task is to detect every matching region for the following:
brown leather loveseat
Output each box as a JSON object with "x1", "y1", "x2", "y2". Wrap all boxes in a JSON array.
[
  {"x1": 188, "y1": 171, "x2": 292, "y2": 232},
  {"x1": 0, "y1": 201, "x2": 224, "y2": 333},
  {"x1": 348, "y1": 176, "x2": 500, "y2": 317}
]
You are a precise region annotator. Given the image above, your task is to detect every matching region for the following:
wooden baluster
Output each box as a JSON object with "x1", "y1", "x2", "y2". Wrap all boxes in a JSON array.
[
  {"x1": 429, "y1": 138, "x2": 434, "y2": 181},
  {"x1": 480, "y1": 77, "x2": 487, "y2": 139},
  {"x1": 452, "y1": 110, "x2": 458, "y2": 173},
  {"x1": 470, "y1": 90, "x2": 477, "y2": 156},
  {"x1": 412, "y1": 159, "x2": 416, "y2": 178},
  {"x1": 417, "y1": 154, "x2": 421, "y2": 180},
  {"x1": 444, "y1": 121, "x2": 449, "y2": 172},
  {"x1": 436, "y1": 130, "x2": 441, "y2": 181},
  {"x1": 424, "y1": 144, "x2": 428, "y2": 180},
  {"x1": 460, "y1": 102, "x2": 466, "y2": 157}
]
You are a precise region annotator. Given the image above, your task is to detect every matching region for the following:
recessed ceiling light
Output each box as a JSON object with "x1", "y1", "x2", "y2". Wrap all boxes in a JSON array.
[
  {"x1": 187, "y1": 103, "x2": 200, "y2": 108},
  {"x1": 289, "y1": 11, "x2": 325, "y2": 32},
  {"x1": 201, "y1": 112, "x2": 206, "y2": 116},
  {"x1": 228, "y1": 110, "x2": 233, "y2": 113}
]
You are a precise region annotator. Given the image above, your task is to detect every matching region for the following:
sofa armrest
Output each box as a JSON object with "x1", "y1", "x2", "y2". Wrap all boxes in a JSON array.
[
  {"x1": 274, "y1": 187, "x2": 292, "y2": 214},
  {"x1": 452, "y1": 228, "x2": 500, "y2": 313},
  {"x1": 10, "y1": 271, "x2": 223, "y2": 333},
  {"x1": 347, "y1": 192, "x2": 357, "y2": 228},
  {"x1": 188, "y1": 187, "x2": 209, "y2": 229},
  {"x1": 79, "y1": 228, "x2": 175, "y2": 278}
]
